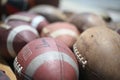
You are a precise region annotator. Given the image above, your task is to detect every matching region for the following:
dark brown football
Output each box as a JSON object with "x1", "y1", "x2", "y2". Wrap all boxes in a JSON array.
[
  {"x1": 0, "y1": 21, "x2": 39, "y2": 60},
  {"x1": 5, "y1": 12, "x2": 49, "y2": 33}
]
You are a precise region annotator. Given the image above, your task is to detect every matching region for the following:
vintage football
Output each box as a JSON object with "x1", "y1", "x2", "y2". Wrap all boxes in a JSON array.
[
  {"x1": 68, "y1": 12, "x2": 106, "y2": 32},
  {"x1": 13, "y1": 37, "x2": 79, "y2": 80},
  {"x1": 29, "y1": 5, "x2": 67, "y2": 23},
  {"x1": 41, "y1": 22, "x2": 80, "y2": 48},
  {"x1": 73, "y1": 27, "x2": 120, "y2": 80},
  {"x1": 5, "y1": 12, "x2": 49, "y2": 33},
  {"x1": 0, "y1": 21, "x2": 39, "y2": 60}
]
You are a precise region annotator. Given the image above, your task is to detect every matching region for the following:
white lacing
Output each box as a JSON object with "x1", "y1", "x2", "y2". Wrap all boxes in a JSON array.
[
  {"x1": 73, "y1": 43, "x2": 87, "y2": 68},
  {"x1": 13, "y1": 57, "x2": 23, "y2": 74}
]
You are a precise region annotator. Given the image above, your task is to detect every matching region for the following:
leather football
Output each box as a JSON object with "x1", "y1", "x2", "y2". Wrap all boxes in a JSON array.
[
  {"x1": 14, "y1": 37, "x2": 79, "y2": 80},
  {"x1": 5, "y1": 12, "x2": 49, "y2": 33},
  {"x1": 68, "y1": 12, "x2": 106, "y2": 32},
  {"x1": 40, "y1": 22, "x2": 80, "y2": 48},
  {"x1": 0, "y1": 21, "x2": 39, "y2": 60},
  {"x1": 73, "y1": 27, "x2": 120, "y2": 80}
]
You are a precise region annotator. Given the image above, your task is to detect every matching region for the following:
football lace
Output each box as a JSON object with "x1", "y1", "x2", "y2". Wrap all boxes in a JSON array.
[
  {"x1": 73, "y1": 43, "x2": 87, "y2": 68},
  {"x1": 14, "y1": 57, "x2": 32, "y2": 80},
  {"x1": 13, "y1": 57, "x2": 23, "y2": 74}
]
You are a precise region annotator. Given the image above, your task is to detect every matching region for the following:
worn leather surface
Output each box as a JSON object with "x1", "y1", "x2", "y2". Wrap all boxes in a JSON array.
[{"x1": 75, "y1": 27, "x2": 120, "y2": 80}]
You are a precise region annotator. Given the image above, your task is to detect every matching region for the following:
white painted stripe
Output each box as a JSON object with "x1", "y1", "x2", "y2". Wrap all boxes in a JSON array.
[
  {"x1": 7, "y1": 25, "x2": 39, "y2": 58},
  {"x1": 25, "y1": 51, "x2": 79, "y2": 79},
  {"x1": 5, "y1": 15, "x2": 31, "y2": 23},
  {"x1": 50, "y1": 29, "x2": 78, "y2": 38},
  {"x1": 31, "y1": 16, "x2": 45, "y2": 29}
]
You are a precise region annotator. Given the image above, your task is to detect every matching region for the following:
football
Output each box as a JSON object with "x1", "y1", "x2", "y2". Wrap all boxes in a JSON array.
[
  {"x1": 68, "y1": 12, "x2": 106, "y2": 32},
  {"x1": 14, "y1": 37, "x2": 79, "y2": 80},
  {"x1": 40, "y1": 22, "x2": 80, "y2": 48},
  {"x1": 5, "y1": 12, "x2": 49, "y2": 33},
  {"x1": 29, "y1": 5, "x2": 67, "y2": 23},
  {"x1": 0, "y1": 21, "x2": 39, "y2": 60},
  {"x1": 73, "y1": 27, "x2": 120, "y2": 80}
]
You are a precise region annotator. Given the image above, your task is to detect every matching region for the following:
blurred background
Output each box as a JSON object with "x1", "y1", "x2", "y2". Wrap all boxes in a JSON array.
[
  {"x1": 60, "y1": 0, "x2": 120, "y2": 22},
  {"x1": 60, "y1": 0, "x2": 120, "y2": 12},
  {"x1": 1, "y1": 0, "x2": 120, "y2": 22}
]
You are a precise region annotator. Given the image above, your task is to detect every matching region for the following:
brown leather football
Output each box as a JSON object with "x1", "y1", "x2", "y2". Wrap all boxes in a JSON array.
[
  {"x1": 29, "y1": 5, "x2": 67, "y2": 23},
  {"x1": 14, "y1": 37, "x2": 79, "y2": 80},
  {"x1": 5, "y1": 12, "x2": 49, "y2": 33},
  {"x1": 73, "y1": 27, "x2": 120, "y2": 80},
  {"x1": 40, "y1": 22, "x2": 80, "y2": 48},
  {"x1": 0, "y1": 21, "x2": 39, "y2": 60},
  {"x1": 68, "y1": 12, "x2": 106, "y2": 32}
]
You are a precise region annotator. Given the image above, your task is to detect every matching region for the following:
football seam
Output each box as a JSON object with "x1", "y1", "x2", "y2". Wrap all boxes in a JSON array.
[
  {"x1": 73, "y1": 43, "x2": 104, "y2": 80},
  {"x1": 73, "y1": 43, "x2": 87, "y2": 68}
]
